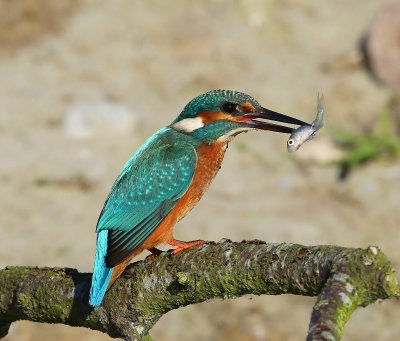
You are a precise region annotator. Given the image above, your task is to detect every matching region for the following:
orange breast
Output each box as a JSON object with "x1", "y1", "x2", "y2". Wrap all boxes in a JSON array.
[{"x1": 140, "y1": 140, "x2": 228, "y2": 248}]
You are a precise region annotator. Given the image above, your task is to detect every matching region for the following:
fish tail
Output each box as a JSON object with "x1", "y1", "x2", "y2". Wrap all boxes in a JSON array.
[
  {"x1": 89, "y1": 230, "x2": 114, "y2": 307},
  {"x1": 314, "y1": 92, "x2": 324, "y2": 128}
]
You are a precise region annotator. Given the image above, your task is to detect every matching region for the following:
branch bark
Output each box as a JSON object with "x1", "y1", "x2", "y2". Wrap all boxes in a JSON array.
[{"x1": 0, "y1": 241, "x2": 398, "y2": 340}]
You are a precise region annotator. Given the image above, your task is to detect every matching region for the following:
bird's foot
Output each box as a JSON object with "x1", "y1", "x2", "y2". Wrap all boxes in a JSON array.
[
  {"x1": 145, "y1": 247, "x2": 163, "y2": 261},
  {"x1": 169, "y1": 239, "x2": 205, "y2": 254}
]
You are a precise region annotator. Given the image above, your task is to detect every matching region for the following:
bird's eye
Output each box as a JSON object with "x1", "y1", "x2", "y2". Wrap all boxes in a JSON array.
[{"x1": 222, "y1": 102, "x2": 236, "y2": 113}]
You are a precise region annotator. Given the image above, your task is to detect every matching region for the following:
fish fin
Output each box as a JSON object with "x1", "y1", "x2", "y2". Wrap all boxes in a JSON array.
[{"x1": 89, "y1": 230, "x2": 114, "y2": 307}]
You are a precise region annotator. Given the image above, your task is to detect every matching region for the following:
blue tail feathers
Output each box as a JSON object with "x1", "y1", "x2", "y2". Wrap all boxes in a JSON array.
[{"x1": 89, "y1": 230, "x2": 113, "y2": 306}]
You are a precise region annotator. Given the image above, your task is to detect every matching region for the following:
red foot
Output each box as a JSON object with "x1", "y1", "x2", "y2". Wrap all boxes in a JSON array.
[
  {"x1": 168, "y1": 239, "x2": 205, "y2": 254},
  {"x1": 145, "y1": 247, "x2": 163, "y2": 261}
]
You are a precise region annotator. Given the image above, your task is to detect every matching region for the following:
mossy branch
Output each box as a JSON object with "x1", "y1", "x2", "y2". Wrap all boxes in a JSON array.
[{"x1": 0, "y1": 241, "x2": 398, "y2": 340}]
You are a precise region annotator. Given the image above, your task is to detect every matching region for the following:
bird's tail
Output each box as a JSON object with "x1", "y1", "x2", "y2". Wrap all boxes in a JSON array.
[
  {"x1": 89, "y1": 230, "x2": 139, "y2": 307},
  {"x1": 89, "y1": 230, "x2": 114, "y2": 307}
]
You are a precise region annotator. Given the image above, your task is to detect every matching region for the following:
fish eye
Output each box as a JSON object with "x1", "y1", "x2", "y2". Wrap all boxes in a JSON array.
[{"x1": 288, "y1": 139, "x2": 294, "y2": 145}]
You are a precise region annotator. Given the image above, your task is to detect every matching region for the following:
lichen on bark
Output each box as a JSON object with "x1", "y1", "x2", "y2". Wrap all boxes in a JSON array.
[{"x1": 0, "y1": 241, "x2": 398, "y2": 340}]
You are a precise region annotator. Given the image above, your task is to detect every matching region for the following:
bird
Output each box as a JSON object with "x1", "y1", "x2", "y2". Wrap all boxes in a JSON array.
[{"x1": 89, "y1": 89, "x2": 307, "y2": 306}]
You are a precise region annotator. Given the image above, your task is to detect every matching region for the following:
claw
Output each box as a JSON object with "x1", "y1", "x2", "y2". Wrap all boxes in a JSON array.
[{"x1": 168, "y1": 239, "x2": 205, "y2": 254}]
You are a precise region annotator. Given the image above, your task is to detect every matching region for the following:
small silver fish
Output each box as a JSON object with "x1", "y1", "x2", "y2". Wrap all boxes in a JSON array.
[{"x1": 287, "y1": 93, "x2": 324, "y2": 152}]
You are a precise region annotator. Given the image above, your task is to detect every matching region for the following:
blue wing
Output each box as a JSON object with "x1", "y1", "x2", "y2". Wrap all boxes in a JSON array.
[
  {"x1": 97, "y1": 138, "x2": 197, "y2": 266},
  {"x1": 90, "y1": 131, "x2": 197, "y2": 306}
]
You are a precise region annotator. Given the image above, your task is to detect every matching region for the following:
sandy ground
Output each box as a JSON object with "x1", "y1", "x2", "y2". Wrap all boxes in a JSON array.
[{"x1": 0, "y1": 1, "x2": 399, "y2": 340}]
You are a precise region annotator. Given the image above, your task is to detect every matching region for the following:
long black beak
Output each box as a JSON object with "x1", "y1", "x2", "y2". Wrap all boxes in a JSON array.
[{"x1": 242, "y1": 107, "x2": 308, "y2": 134}]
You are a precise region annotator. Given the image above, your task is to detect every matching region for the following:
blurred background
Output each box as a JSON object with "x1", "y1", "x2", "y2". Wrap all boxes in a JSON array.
[{"x1": 0, "y1": 0, "x2": 399, "y2": 340}]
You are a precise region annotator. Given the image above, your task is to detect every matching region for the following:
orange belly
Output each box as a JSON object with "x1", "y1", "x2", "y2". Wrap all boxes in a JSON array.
[
  {"x1": 142, "y1": 140, "x2": 228, "y2": 247},
  {"x1": 108, "y1": 140, "x2": 228, "y2": 287}
]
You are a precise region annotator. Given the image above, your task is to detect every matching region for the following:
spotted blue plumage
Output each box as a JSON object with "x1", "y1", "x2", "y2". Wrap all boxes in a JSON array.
[{"x1": 89, "y1": 127, "x2": 198, "y2": 306}]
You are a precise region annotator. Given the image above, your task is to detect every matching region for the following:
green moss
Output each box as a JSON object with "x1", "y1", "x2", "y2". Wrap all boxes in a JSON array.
[
  {"x1": 2, "y1": 243, "x2": 399, "y2": 340},
  {"x1": 324, "y1": 248, "x2": 400, "y2": 338}
]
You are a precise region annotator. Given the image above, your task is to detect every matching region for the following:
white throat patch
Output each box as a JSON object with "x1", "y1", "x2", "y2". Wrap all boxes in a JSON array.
[{"x1": 171, "y1": 117, "x2": 204, "y2": 133}]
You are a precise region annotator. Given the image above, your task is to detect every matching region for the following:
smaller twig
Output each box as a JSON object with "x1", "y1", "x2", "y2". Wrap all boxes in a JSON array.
[{"x1": 307, "y1": 246, "x2": 400, "y2": 340}]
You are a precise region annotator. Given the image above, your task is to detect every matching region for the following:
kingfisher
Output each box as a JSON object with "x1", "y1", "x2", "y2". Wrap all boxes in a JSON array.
[{"x1": 89, "y1": 90, "x2": 306, "y2": 306}]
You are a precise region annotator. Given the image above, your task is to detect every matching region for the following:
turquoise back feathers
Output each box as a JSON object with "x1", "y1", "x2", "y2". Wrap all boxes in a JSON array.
[
  {"x1": 90, "y1": 128, "x2": 200, "y2": 306},
  {"x1": 96, "y1": 128, "x2": 200, "y2": 264}
]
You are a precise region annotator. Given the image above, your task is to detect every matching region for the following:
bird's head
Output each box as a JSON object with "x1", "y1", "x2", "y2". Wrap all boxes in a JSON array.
[{"x1": 170, "y1": 90, "x2": 307, "y2": 142}]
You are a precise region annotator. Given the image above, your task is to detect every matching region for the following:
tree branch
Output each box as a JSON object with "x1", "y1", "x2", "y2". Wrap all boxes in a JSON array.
[{"x1": 0, "y1": 241, "x2": 398, "y2": 340}]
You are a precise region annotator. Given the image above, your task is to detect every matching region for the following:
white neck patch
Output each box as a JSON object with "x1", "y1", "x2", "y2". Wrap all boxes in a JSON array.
[{"x1": 171, "y1": 117, "x2": 204, "y2": 133}]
